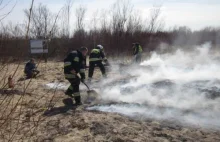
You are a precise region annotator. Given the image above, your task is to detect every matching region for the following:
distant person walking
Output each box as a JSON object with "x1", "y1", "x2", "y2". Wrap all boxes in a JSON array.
[
  {"x1": 132, "y1": 42, "x2": 143, "y2": 64},
  {"x1": 24, "y1": 58, "x2": 40, "y2": 79}
]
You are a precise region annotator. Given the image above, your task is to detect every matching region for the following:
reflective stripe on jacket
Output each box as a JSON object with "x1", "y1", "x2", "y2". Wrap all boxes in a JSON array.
[{"x1": 89, "y1": 48, "x2": 105, "y2": 62}]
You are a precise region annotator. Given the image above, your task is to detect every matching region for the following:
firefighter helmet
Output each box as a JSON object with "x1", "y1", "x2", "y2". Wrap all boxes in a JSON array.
[{"x1": 97, "y1": 45, "x2": 103, "y2": 50}]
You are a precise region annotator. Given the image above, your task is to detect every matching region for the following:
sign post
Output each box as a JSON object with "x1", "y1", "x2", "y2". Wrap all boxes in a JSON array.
[{"x1": 30, "y1": 39, "x2": 48, "y2": 62}]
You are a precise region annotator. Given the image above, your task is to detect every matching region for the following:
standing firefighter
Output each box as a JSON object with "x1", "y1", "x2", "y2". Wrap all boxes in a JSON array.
[
  {"x1": 64, "y1": 47, "x2": 88, "y2": 105},
  {"x1": 133, "y1": 42, "x2": 143, "y2": 64},
  {"x1": 24, "y1": 58, "x2": 40, "y2": 79},
  {"x1": 88, "y1": 45, "x2": 107, "y2": 81}
]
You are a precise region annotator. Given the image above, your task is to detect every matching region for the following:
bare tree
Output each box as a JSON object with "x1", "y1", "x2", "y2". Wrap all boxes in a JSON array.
[
  {"x1": 4, "y1": 22, "x2": 25, "y2": 38},
  {"x1": 90, "y1": 10, "x2": 99, "y2": 31},
  {"x1": 126, "y1": 10, "x2": 143, "y2": 34},
  {"x1": 89, "y1": 10, "x2": 100, "y2": 47},
  {"x1": 25, "y1": 0, "x2": 34, "y2": 39},
  {"x1": 75, "y1": 5, "x2": 86, "y2": 31},
  {"x1": 24, "y1": 3, "x2": 58, "y2": 38},
  {"x1": 147, "y1": 6, "x2": 164, "y2": 33},
  {"x1": 60, "y1": 0, "x2": 73, "y2": 38},
  {"x1": 72, "y1": 5, "x2": 87, "y2": 47},
  {"x1": 100, "y1": 10, "x2": 110, "y2": 33},
  {"x1": 110, "y1": 0, "x2": 133, "y2": 55},
  {"x1": 111, "y1": 0, "x2": 133, "y2": 34}
]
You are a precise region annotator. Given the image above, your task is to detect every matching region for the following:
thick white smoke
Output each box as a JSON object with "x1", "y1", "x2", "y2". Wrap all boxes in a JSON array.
[{"x1": 89, "y1": 42, "x2": 220, "y2": 130}]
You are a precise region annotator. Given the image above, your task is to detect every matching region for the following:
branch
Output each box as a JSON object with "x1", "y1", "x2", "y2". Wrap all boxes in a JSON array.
[
  {"x1": 0, "y1": 0, "x2": 17, "y2": 22},
  {"x1": 0, "y1": 0, "x2": 12, "y2": 11},
  {"x1": 49, "y1": 6, "x2": 64, "y2": 38},
  {"x1": 25, "y1": 0, "x2": 34, "y2": 39}
]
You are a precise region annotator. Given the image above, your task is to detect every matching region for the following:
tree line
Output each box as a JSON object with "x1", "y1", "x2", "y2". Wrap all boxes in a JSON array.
[{"x1": 0, "y1": 0, "x2": 220, "y2": 59}]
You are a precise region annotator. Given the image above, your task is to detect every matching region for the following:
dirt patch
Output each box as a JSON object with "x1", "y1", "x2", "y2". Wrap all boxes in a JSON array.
[{"x1": 1, "y1": 62, "x2": 220, "y2": 142}]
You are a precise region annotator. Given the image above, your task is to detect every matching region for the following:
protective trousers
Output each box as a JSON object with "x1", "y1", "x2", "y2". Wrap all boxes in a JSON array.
[
  {"x1": 134, "y1": 53, "x2": 142, "y2": 64},
  {"x1": 65, "y1": 76, "x2": 81, "y2": 104},
  {"x1": 25, "y1": 70, "x2": 40, "y2": 79},
  {"x1": 88, "y1": 61, "x2": 106, "y2": 78}
]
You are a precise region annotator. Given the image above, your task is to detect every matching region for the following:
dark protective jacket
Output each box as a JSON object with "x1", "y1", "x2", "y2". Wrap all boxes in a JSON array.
[
  {"x1": 89, "y1": 48, "x2": 106, "y2": 62},
  {"x1": 133, "y1": 45, "x2": 143, "y2": 55},
  {"x1": 24, "y1": 62, "x2": 36, "y2": 73},
  {"x1": 64, "y1": 50, "x2": 86, "y2": 79}
]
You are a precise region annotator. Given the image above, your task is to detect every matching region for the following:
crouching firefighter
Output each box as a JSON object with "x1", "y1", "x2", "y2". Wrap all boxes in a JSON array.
[
  {"x1": 64, "y1": 47, "x2": 88, "y2": 105},
  {"x1": 88, "y1": 45, "x2": 107, "y2": 82},
  {"x1": 24, "y1": 58, "x2": 40, "y2": 79}
]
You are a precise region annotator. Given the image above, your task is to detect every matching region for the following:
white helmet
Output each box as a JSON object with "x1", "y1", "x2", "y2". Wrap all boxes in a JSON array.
[{"x1": 97, "y1": 45, "x2": 103, "y2": 50}]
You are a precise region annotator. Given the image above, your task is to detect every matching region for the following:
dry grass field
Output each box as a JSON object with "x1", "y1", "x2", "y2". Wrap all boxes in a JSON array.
[{"x1": 0, "y1": 61, "x2": 220, "y2": 142}]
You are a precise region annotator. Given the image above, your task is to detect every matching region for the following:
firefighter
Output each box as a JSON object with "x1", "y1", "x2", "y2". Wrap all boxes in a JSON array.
[
  {"x1": 64, "y1": 47, "x2": 88, "y2": 105},
  {"x1": 24, "y1": 58, "x2": 40, "y2": 79},
  {"x1": 133, "y1": 42, "x2": 143, "y2": 64},
  {"x1": 88, "y1": 45, "x2": 107, "y2": 82}
]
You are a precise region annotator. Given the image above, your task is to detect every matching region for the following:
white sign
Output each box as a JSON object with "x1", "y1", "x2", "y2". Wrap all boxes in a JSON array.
[
  {"x1": 30, "y1": 40, "x2": 48, "y2": 54},
  {"x1": 31, "y1": 49, "x2": 48, "y2": 54}
]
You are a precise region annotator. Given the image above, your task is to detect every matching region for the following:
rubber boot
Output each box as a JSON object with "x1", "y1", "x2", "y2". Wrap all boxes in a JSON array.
[
  {"x1": 65, "y1": 90, "x2": 73, "y2": 98},
  {"x1": 74, "y1": 96, "x2": 82, "y2": 105}
]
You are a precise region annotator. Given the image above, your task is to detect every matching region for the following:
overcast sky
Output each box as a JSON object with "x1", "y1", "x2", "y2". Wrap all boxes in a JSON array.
[{"x1": 1, "y1": 0, "x2": 220, "y2": 31}]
